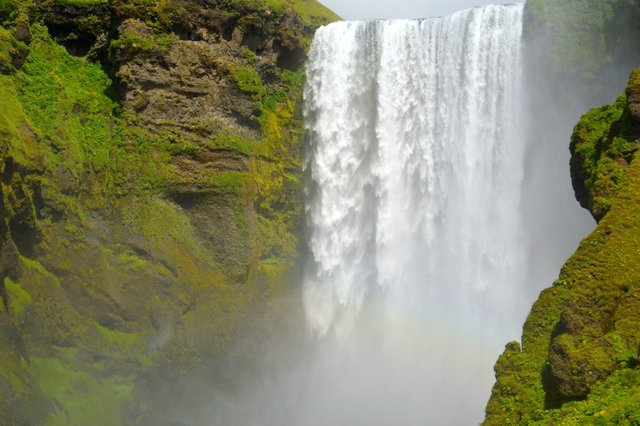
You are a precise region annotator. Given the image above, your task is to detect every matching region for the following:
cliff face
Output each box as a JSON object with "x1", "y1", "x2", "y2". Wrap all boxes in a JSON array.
[
  {"x1": 0, "y1": 0, "x2": 337, "y2": 424},
  {"x1": 485, "y1": 1, "x2": 640, "y2": 424},
  {"x1": 485, "y1": 0, "x2": 640, "y2": 425},
  {"x1": 485, "y1": 70, "x2": 640, "y2": 425}
]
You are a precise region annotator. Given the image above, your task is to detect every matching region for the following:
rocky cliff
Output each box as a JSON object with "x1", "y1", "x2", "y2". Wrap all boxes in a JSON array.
[
  {"x1": 485, "y1": 69, "x2": 640, "y2": 425},
  {"x1": 485, "y1": 0, "x2": 640, "y2": 421},
  {"x1": 0, "y1": 0, "x2": 337, "y2": 424}
]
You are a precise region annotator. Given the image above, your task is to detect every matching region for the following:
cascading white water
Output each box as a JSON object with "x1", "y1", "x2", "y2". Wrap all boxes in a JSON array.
[{"x1": 302, "y1": 4, "x2": 527, "y2": 424}]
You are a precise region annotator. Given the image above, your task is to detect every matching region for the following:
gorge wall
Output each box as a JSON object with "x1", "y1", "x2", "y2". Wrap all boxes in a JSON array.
[
  {"x1": 485, "y1": 67, "x2": 640, "y2": 425},
  {"x1": 0, "y1": 0, "x2": 336, "y2": 424},
  {"x1": 485, "y1": 0, "x2": 640, "y2": 423}
]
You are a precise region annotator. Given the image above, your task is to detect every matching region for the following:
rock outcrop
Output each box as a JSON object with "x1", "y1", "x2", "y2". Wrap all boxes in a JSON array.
[
  {"x1": 0, "y1": 0, "x2": 337, "y2": 424},
  {"x1": 485, "y1": 68, "x2": 640, "y2": 426},
  {"x1": 485, "y1": 1, "x2": 640, "y2": 423}
]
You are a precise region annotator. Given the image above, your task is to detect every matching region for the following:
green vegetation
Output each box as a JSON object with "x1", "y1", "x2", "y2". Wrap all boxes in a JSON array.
[
  {"x1": 109, "y1": 31, "x2": 176, "y2": 58},
  {"x1": 220, "y1": 0, "x2": 339, "y2": 26},
  {"x1": 570, "y1": 94, "x2": 632, "y2": 220},
  {"x1": 4, "y1": 277, "x2": 32, "y2": 315},
  {"x1": 0, "y1": 26, "x2": 27, "y2": 71},
  {"x1": 265, "y1": 0, "x2": 340, "y2": 26},
  {"x1": 485, "y1": 71, "x2": 640, "y2": 425},
  {"x1": 208, "y1": 132, "x2": 254, "y2": 155},
  {"x1": 0, "y1": 0, "x2": 18, "y2": 23},
  {"x1": 32, "y1": 357, "x2": 134, "y2": 426},
  {"x1": 228, "y1": 64, "x2": 267, "y2": 97},
  {"x1": 18, "y1": 25, "x2": 117, "y2": 175},
  {"x1": 53, "y1": 0, "x2": 108, "y2": 7},
  {"x1": 0, "y1": 0, "x2": 339, "y2": 421}
]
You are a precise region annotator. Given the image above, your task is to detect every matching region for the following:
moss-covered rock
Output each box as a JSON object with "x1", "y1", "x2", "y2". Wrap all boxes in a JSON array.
[
  {"x1": 0, "y1": 0, "x2": 338, "y2": 423},
  {"x1": 485, "y1": 69, "x2": 640, "y2": 426},
  {"x1": 570, "y1": 93, "x2": 639, "y2": 221}
]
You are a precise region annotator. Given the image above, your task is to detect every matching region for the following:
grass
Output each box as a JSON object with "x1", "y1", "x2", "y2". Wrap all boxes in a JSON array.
[
  {"x1": 221, "y1": 0, "x2": 339, "y2": 26},
  {"x1": 0, "y1": 0, "x2": 17, "y2": 23},
  {"x1": 264, "y1": 0, "x2": 340, "y2": 26},
  {"x1": 0, "y1": 26, "x2": 26, "y2": 71},
  {"x1": 207, "y1": 133, "x2": 255, "y2": 155},
  {"x1": 96, "y1": 324, "x2": 144, "y2": 351}
]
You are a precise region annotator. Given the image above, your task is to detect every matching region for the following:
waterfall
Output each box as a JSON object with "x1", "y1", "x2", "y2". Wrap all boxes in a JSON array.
[{"x1": 302, "y1": 4, "x2": 526, "y2": 424}]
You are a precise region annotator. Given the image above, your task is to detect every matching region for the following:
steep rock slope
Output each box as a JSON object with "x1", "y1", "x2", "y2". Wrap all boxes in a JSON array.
[
  {"x1": 485, "y1": 69, "x2": 640, "y2": 426},
  {"x1": 484, "y1": 1, "x2": 640, "y2": 423},
  {"x1": 0, "y1": 0, "x2": 337, "y2": 424}
]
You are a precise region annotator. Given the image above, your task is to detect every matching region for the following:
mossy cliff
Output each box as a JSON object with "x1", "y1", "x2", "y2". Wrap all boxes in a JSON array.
[
  {"x1": 524, "y1": 0, "x2": 640, "y2": 105},
  {"x1": 484, "y1": 71, "x2": 640, "y2": 426},
  {"x1": 0, "y1": 0, "x2": 337, "y2": 424}
]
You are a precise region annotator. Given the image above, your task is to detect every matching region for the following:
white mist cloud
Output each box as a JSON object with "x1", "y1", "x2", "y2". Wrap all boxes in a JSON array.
[{"x1": 319, "y1": 0, "x2": 524, "y2": 20}]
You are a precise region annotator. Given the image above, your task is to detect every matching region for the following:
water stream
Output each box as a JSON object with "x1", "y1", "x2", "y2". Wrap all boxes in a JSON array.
[{"x1": 302, "y1": 5, "x2": 527, "y2": 424}]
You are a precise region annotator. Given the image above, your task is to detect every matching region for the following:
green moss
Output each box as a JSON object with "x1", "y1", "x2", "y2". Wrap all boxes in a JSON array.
[
  {"x1": 53, "y1": 0, "x2": 108, "y2": 7},
  {"x1": 264, "y1": 0, "x2": 339, "y2": 26},
  {"x1": 241, "y1": 47, "x2": 257, "y2": 64},
  {"x1": 111, "y1": 0, "x2": 176, "y2": 31},
  {"x1": 119, "y1": 196, "x2": 225, "y2": 289},
  {"x1": 16, "y1": 25, "x2": 118, "y2": 177},
  {"x1": 570, "y1": 94, "x2": 631, "y2": 219},
  {"x1": 117, "y1": 250, "x2": 150, "y2": 270},
  {"x1": 0, "y1": 0, "x2": 17, "y2": 23},
  {"x1": 0, "y1": 76, "x2": 42, "y2": 170},
  {"x1": 228, "y1": 64, "x2": 266, "y2": 98},
  {"x1": 207, "y1": 171, "x2": 246, "y2": 194},
  {"x1": 219, "y1": 0, "x2": 338, "y2": 26},
  {"x1": 0, "y1": 26, "x2": 26, "y2": 71},
  {"x1": 20, "y1": 256, "x2": 57, "y2": 281},
  {"x1": 31, "y1": 357, "x2": 133, "y2": 426},
  {"x1": 109, "y1": 32, "x2": 175, "y2": 57},
  {"x1": 207, "y1": 133, "x2": 254, "y2": 155},
  {"x1": 167, "y1": 140, "x2": 200, "y2": 157},
  {"x1": 4, "y1": 277, "x2": 32, "y2": 316},
  {"x1": 96, "y1": 324, "x2": 143, "y2": 352},
  {"x1": 0, "y1": 0, "x2": 329, "y2": 419},
  {"x1": 486, "y1": 80, "x2": 640, "y2": 424}
]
